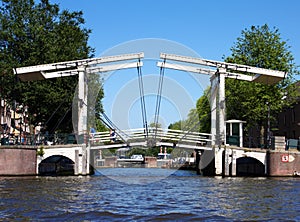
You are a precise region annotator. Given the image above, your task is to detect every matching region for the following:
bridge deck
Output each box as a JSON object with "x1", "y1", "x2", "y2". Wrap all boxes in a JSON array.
[{"x1": 89, "y1": 128, "x2": 213, "y2": 150}]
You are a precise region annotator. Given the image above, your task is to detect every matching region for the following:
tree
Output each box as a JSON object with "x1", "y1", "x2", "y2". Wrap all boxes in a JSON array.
[
  {"x1": 87, "y1": 73, "x2": 107, "y2": 132},
  {"x1": 182, "y1": 108, "x2": 200, "y2": 132},
  {"x1": 168, "y1": 120, "x2": 183, "y2": 130},
  {"x1": 167, "y1": 107, "x2": 201, "y2": 132},
  {"x1": 196, "y1": 89, "x2": 211, "y2": 133},
  {"x1": 168, "y1": 88, "x2": 211, "y2": 134},
  {"x1": 149, "y1": 122, "x2": 162, "y2": 129},
  {"x1": 0, "y1": 0, "x2": 102, "y2": 134},
  {"x1": 224, "y1": 24, "x2": 299, "y2": 146}
]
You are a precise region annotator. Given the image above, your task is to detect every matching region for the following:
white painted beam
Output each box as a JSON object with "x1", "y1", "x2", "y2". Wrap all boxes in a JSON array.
[
  {"x1": 40, "y1": 70, "x2": 79, "y2": 79},
  {"x1": 225, "y1": 73, "x2": 254, "y2": 81},
  {"x1": 14, "y1": 52, "x2": 144, "y2": 81},
  {"x1": 37, "y1": 62, "x2": 143, "y2": 79},
  {"x1": 157, "y1": 62, "x2": 216, "y2": 75},
  {"x1": 87, "y1": 62, "x2": 143, "y2": 73},
  {"x1": 160, "y1": 53, "x2": 286, "y2": 84}
]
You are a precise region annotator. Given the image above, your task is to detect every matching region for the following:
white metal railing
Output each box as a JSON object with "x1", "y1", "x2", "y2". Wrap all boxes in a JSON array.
[{"x1": 89, "y1": 128, "x2": 212, "y2": 148}]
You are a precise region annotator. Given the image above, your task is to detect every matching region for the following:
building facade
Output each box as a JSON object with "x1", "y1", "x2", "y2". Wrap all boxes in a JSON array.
[
  {"x1": 0, "y1": 99, "x2": 11, "y2": 140},
  {"x1": 273, "y1": 81, "x2": 300, "y2": 140},
  {"x1": 1, "y1": 99, "x2": 30, "y2": 145},
  {"x1": 274, "y1": 103, "x2": 300, "y2": 139}
]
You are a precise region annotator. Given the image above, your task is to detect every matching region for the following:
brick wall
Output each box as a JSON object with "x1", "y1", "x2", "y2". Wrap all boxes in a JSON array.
[
  {"x1": 0, "y1": 146, "x2": 37, "y2": 175},
  {"x1": 145, "y1": 157, "x2": 157, "y2": 168},
  {"x1": 104, "y1": 156, "x2": 117, "y2": 167},
  {"x1": 268, "y1": 150, "x2": 300, "y2": 176}
]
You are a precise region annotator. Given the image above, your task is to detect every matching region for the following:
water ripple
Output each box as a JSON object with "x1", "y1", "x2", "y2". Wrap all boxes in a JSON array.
[{"x1": 0, "y1": 170, "x2": 299, "y2": 221}]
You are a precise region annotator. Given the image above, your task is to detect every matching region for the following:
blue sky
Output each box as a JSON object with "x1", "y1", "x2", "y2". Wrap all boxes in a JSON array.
[
  {"x1": 51, "y1": 0, "x2": 300, "y2": 63},
  {"x1": 51, "y1": 0, "x2": 300, "y2": 130}
]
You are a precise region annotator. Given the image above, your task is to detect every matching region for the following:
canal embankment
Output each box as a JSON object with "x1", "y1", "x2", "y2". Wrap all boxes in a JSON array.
[{"x1": 0, "y1": 145, "x2": 36, "y2": 176}]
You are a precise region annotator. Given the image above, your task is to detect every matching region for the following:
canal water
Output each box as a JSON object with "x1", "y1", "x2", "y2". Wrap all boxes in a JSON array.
[{"x1": 0, "y1": 168, "x2": 300, "y2": 221}]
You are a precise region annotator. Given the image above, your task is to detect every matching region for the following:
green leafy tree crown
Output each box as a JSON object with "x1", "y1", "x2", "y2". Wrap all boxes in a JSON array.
[
  {"x1": 0, "y1": 0, "x2": 104, "y2": 133},
  {"x1": 224, "y1": 24, "x2": 299, "y2": 130}
]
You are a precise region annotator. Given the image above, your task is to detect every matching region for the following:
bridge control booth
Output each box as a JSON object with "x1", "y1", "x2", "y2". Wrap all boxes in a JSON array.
[{"x1": 225, "y1": 120, "x2": 246, "y2": 147}]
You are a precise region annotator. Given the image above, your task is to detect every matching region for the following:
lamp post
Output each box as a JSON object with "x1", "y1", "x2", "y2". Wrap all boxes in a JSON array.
[
  {"x1": 17, "y1": 104, "x2": 23, "y2": 145},
  {"x1": 24, "y1": 105, "x2": 28, "y2": 145},
  {"x1": 266, "y1": 102, "x2": 271, "y2": 149}
]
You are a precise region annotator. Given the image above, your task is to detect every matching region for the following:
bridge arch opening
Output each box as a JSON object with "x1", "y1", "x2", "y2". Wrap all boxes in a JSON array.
[
  {"x1": 38, "y1": 155, "x2": 75, "y2": 176},
  {"x1": 235, "y1": 157, "x2": 265, "y2": 176}
]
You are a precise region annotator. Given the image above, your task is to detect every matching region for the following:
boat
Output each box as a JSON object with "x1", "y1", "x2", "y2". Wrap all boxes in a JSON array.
[{"x1": 293, "y1": 171, "x2": 300, "y2": 177}]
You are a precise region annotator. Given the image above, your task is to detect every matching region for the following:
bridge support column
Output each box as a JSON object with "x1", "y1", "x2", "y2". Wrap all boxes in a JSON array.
[
  {"x1": 74, "y1": 145, "x2": 90, "y2": 175},
  {"x1": 223, "y1": 148, "x2": 237, "y2": 176},
  {"x1": 218, "y1": 70, "x2": 226, "y2": 146},
  {"x1": 224, "y1": 148, "x2": 231, "y2": 176},
  {"x1": 210, "y1": 71, "x2": 226, "y2": 176},
  {"x1": 210, "y1": 70, "x2": 226, "y2": 176},
  {"x1": 74, "y1": 150, "x2": 79, "y2": 175},
  {"x1": 215, "y1": 147, "x2": 224, "y2": 176},
  {"x1": 210, "y1": 78, "x2": 217, "y2": 146},
  {"x1": 231, "y1": 150, "x2": 237, "y2": 176},
  {"x1": 210, "y1": 70, "x2": 226, "y2": 147},
  {"x1": 77, "y1": 67, "x2": 88, "y2": 144},
  {"x1": 74, "y1": 149, "x2": 84, "y2": 175},
  {"x1": 86, "y1": 144, "x2": 91, "y2": 175},
  {"x1": 81, "y1": 145, "x2": 87, "y2": 175},
  {"x1": 217, "y1": 147, "x2": 252, "y2": 177},
  {"x1": 195, "y1": 150, "x2": 201, "y2": 175}
]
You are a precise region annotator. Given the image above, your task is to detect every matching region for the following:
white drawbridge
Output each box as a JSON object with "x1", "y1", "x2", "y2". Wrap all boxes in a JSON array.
[{"x1": 14, "y1": 52, "x2": 286, "y2": 176}]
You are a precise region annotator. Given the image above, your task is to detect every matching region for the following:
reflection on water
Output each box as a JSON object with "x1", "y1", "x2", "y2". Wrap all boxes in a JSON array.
[
  {"x1": 95, "y1": 168, "x2": 179, "y2": 184},
  {"x1": 0, "y1": 169, "x2": 300, "y2": 221}
]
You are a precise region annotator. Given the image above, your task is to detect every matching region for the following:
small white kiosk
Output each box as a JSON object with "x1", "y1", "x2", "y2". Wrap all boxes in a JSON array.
[{"x1": 225, "y1": 120, "x2": 246, "y2": 147}]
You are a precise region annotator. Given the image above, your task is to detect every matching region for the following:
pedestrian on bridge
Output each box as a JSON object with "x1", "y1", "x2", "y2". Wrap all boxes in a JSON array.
[
  {"x1": 110, "y1": 129, "x2": 116, "y2": 143},
  {"x1": 90, "y1": 127, "x2": 96, "y2": 144}
]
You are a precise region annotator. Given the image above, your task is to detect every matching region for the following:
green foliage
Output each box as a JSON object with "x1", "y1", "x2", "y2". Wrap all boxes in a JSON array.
[
  {"x1": 196, "y1": 89, "x2": 211, "y2": 133},
  {"x1": 36, "y1": 146, "x2": 45, "y2": 156},
  {"x1": 168, "y1": 109, "x2": 200, "y2": 132},
  {"x1": 168, "y1": 120, "x2": 183, "y2": 130},
  {"x1": 169, "y1": 24, "x2": 299, "y2": 138},
  {"x1": 95, "y1": 118, "x2": 108, "y2": 132},
  {"x1": 149, "y1": 122, "x2": 162, "y2": 128},
  {"x1": 86, "y1": 73, "x2": 106, "y2": 132},
  {"x1": 168, "y1": 88, "x2": 211, "y2": 133},
  {"x1": 224, "y1": 24, "x2": 299, "y2": 130},
  {"x1": 0, "y1": 0, "x2": 103, "y2": 133},
  {"x1": 183, "y1": 108, "x2": 200, "y2": 131}
]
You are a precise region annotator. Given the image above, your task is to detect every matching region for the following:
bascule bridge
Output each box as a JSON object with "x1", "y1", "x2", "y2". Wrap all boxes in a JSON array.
[{"x1": 14, "y1": 51, "x2": 285, "y2": 176}]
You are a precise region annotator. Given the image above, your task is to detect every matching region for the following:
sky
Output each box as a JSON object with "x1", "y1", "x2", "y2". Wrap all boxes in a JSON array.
[{"x1": 50, "y1": 0, "x2": 300, "y2": 130}]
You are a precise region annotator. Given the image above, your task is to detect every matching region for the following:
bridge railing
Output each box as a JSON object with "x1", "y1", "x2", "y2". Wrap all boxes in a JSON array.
[
  {"x1": 153, "y1": 128, "x2": 212, "y2": 146},
  {"x1": 90, "y1": 128, "x2": 148, "y2": 143},
  {"x1": 90, "y1": 131, "x2": 114, "y2": 143},
  {"x1": 89, "y1": 128, "x2": 212, "y2": 148}
]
